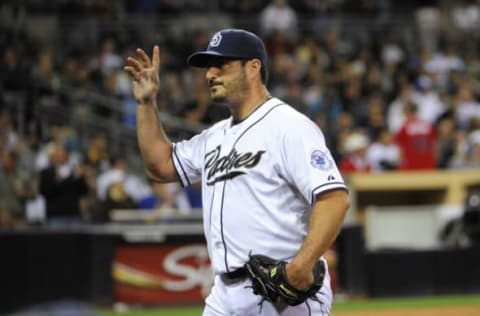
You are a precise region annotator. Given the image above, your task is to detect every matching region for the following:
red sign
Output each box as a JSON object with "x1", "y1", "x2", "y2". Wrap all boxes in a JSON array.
[{"x1": 113, "y1": 244, "x2": 213, "y2": 304}]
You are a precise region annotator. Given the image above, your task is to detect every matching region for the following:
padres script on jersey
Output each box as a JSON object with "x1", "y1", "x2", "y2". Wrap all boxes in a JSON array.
[{"x1": 172, "y1": 98, "x2": 347, "y2": 274}]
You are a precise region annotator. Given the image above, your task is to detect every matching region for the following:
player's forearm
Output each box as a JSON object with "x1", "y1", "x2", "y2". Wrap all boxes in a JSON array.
[
  {"x1": 291, "y1": 190, "x2": 349, "y2": 269},
  {"x1": 136, "y1": 100, "x2": 173, "y2": 181}
]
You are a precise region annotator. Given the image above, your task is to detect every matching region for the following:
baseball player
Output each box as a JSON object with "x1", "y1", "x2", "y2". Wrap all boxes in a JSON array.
[{"x1": 124, "y1": 29, "x2": 349, "y2": 315}]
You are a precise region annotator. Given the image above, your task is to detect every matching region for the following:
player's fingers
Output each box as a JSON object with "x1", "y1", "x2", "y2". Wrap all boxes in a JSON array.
[
  {"x1": 136, "y1": 48, "x2": 152, "y2": 68},
  {"x1": 126, "y1": 57, "x2": 143, "y2": 72},
  {"x1": 123, "y1": 66, "x2": 140, "y2": 81},
  {"x1": 152, "y1": 45, "x2": 160, "y2": 70}
]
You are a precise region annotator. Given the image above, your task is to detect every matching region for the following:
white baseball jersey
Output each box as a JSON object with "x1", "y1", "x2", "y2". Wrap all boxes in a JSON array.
[{"x1": 172, "y1": 97, "x2": 347, "y2": 275}]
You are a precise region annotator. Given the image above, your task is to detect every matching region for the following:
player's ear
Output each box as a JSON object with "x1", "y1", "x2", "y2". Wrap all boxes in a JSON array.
[{"x1": 247, "y1": 59, "x2": 262, "y2": 80}]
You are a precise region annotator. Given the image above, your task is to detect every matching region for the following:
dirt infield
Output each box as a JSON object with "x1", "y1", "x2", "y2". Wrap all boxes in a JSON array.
[{"x1": 334, "y1": 306, "x2": 480, "y2": 316}]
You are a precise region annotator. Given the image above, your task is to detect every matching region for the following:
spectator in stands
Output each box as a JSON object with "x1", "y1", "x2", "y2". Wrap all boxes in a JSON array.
[
  {"x1": 259, "y1": 0, "x2": 298, "y2": 42},
  {"x1": 0, "y1": 111, "x2": 19, "y2": 152},
  {"x1": 435, "y1": 113, "x2": 457, "y2": 169},
  {"x1": 4, "y1": 0, "x2": 480, "y2": 227},
  {"x1": 340, "y1": 78, "x2": 366, "y2": 124},
  {"x1": 265, "y1": 29, "x2": 295, "y2": 59},
  {"x1": 360, "y1": 93, "x2": 387, "y2": 137},
  {"x1": 424, "y1": 41, "x2": 464, "y2": 91},
  {"x1": 464, "y1": 48, "x2": 480, "y2": 83},
  {"x1": 59, "y1": 53, "x2": 82, "y2": 88},
  {"x1": 89, "y1": 37, "x2": 123, "y2": 76},
  {"x1": 330, "y1": 111, "x2": 355, "y2": 160},
  {"x1": 24, "y1": 175, "x2": 46, "y2": 225},
  {"x1": 387, "y1": 84, "x2": 421, "y2": 133},
  {"x1": 300, "y1": 62, "x2": 327, "y2": 119},
  {"x1": 96, "y1": 156, "x2": 151, "y2": 218},
  {"x1": 395, "y1": 101, "x2": 437, "y2": 170},
  {"x1": 464, "y1": 129, "x2": 480, "y2": 168},
  {"x1": 96, "y1": 156, "x2": 127, "y2": 201},
  {"x1": 415, "y1": 3, "x2": 442, "y2": 51},
  {"x1": 0, "y1": 150, "x2": 25, "y2": 227},
  {"x1": 283, "y1": 79, "x2": 308, "y2": 114},
  {"x1": 453, "y1": 86, "x2": 480, "y2": 130},
  {"x1": 450, "y1": 0, "x2": 480, "y2": 34},
  {"x1": 103, "y1": 69, "x2": 132, "y2": 100},
  {"x1": 35, "y1": 134, "x2": 59, "y2": 172},
  {"x1": 85, "y1": 134, "x2": 110, "y2": 172},
  {"x1": 0, "y1": 112, "x2": 35, "y2": 226},
  {"x1": 339, "y1": 131, "x2": 372, "y2": 174},
  {"x1": 100, "y1": 181, "x2": 138, "y2": 221},
  {"x1": 268, "y1": 49, "x2": 297, "y2": 96},
  {"x1": 366, "y1": 128, "x2": 401, "y2": 172},
  {"x1": 39, "y1": 142, "x2": 88, "y2": 226},
  {"x1": 0, "y1": 201, "x2": 14, "y2": 229},
  {"x1": 295, "y1": 34, "x2": 329, "y2": 80},
  {"x1": 144, "y1": 182, "x2": 192, "y2": 219},
  {"x1": 31, "y1": 46, "x2": 60, "y2": 98},
  {"x1": 0, "y1": 46, "x2": 31, "y2": 91},
  {"x1": 35, "y1": 126, "x2": 83, "y2": 172},
  {"x1": 414, "y1": 75, "x2": 446, "y2": 125},
  {"x1": 449, "y1": 129, "x2": 470, "y2": 168}
]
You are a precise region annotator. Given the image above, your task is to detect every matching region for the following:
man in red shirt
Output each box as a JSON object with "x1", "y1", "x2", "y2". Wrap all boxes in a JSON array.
[{"x1": 395, "y1": 102, "x2": 437, "y2": 170}]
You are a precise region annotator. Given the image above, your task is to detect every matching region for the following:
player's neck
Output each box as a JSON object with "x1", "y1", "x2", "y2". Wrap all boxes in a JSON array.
[{"x1": 233, "y1": 87, "x2": 271, "y2": 123}]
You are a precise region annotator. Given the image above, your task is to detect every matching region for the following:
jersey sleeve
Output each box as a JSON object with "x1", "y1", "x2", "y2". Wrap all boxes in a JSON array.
[
  {"x1": 279, "y1": 116, "x2": 347, "y2": 205},
  {"x1": 171, "y1": 131, "x2": 207, "y2": 187}
]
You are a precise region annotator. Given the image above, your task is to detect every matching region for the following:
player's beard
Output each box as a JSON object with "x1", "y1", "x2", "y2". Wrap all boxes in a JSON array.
[{"x1": 210, "y1": 68, "x2": 249, "y2": 107}]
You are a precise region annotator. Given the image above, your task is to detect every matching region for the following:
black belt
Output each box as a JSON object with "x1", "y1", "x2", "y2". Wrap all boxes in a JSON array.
[{"x1": 220, "y1": 267, "x2": 248, "y2": 284}]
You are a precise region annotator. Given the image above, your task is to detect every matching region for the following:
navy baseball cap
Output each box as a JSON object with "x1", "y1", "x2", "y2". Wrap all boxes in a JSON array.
[{"x1": 187, "y1": 29, "x2": 268, "y2": 68}]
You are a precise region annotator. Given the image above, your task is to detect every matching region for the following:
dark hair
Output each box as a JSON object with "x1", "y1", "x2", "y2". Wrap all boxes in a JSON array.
[
  {"x1": 241, "y1": 59, "x2": 268, "y2": 85},
  {"x1": 404, "y1": 101, "x2": 418, "y2": 115},
  {"x1": 260, "y1": 62, "x2": 268, "y2": 85}
]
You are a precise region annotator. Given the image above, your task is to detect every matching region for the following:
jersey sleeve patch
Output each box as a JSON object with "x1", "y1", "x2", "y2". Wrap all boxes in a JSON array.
[{"x1": 310, "y1": 150, "x2": 333, "y2": 170}]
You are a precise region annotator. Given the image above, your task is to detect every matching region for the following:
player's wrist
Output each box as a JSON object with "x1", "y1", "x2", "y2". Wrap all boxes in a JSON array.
[
  {"x1": 136, "y1": 95, "x2": 157, "y2": 107},
  {"x1": 290, "y1": 255, "x2": 316, "y2": 272},
  {"x1": 287, "y1": 260, "x2": 313, "y2": 280}
]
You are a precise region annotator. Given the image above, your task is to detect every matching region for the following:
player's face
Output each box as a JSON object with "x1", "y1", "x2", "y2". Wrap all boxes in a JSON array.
[{"x1": 206, "y1": 57, "x2": 249, "y2": 105}]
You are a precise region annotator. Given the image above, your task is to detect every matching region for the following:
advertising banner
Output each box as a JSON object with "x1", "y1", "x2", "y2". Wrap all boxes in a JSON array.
[{"x1": 113, "y1": 244, "x2": 213, "y2": 304}]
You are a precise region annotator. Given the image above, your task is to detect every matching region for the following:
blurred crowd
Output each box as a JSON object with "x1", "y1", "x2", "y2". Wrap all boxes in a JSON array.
[
  {"x1": 1, "y1": 0, "x2": 480, "y2": 228},
  {"x1": 0, "y1": 117, "x2": 200, "y2": 228}
]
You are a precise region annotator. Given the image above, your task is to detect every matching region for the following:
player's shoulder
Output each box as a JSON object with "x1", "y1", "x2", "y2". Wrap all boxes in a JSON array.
[
  {"x1": 268, "y1": 98, "x2": 310, "y2": 120},
  {"x1": 267, "y1": 98, "x2": 316, "y2": 129}
]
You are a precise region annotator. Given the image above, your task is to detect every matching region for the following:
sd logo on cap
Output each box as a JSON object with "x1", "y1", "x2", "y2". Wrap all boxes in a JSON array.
[{"x1": 187, "y1": 29, "x2": 268, "y2": 69}]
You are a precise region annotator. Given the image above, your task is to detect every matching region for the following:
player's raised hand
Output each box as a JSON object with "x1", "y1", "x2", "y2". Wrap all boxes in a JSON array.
[{"x1": 124, "y1": 46, "x2": 160, "y2": 104}]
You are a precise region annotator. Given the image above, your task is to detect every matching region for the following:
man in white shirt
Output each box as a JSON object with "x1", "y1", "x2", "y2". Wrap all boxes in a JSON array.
[{"x1": 124, "y1": 29, "x2": 349, "y2": 315}]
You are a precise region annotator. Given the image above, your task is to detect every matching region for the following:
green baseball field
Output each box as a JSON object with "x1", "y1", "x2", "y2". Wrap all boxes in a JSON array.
[{"x1": 99, "y1": 294, "x2": 480, "y2": 315}]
